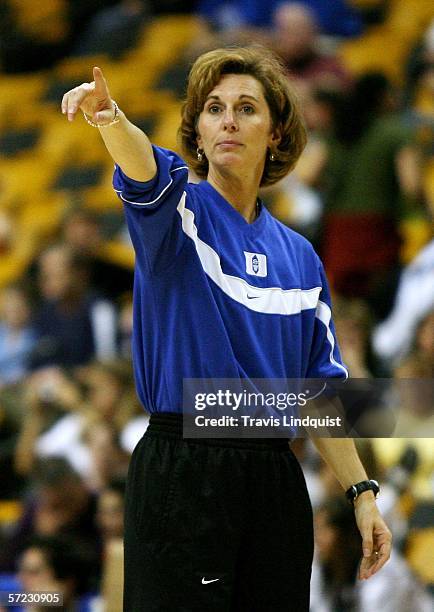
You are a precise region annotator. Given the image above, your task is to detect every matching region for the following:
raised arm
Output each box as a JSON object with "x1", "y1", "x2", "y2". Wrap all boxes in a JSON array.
[{"x1": 61, "y1": 66, "x2": 156, "y2": 182}]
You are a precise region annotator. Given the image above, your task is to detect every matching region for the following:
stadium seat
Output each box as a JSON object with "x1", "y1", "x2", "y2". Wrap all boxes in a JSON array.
[
  {"x1": 338, "y1": 26, "x2": 410, "y2": 82},
  {"x1": 387, "y1": 0, "x2": 434, "y2": 45},
  {"x1": 0, "y1": 157, "x2": 55, "y2": 208},
  {"x1": 52, "y1": 163, "x2": 104, "y2": 192},
  {"x1": 151, "y1": 100, "x2": 183, "y2": 152},
  {"x1": 8, "y1": 0, "x2": 68, "y2": 43},
  {"x1": 80, "y1": 182, "x2": 120, "y2": 213},
  {"x1": 127, "y1": 15, "x2": 204, "y2": 89},
  {"x1": 406, "y1": 527, "x2": 434, "y2": 585},
  {"x1": 0, "y1": 73, "x2": 47, "y2": 117},
  {"x1": 424, "y1": 159, "x2": 434, "y2": 217},
  {"x1": 54, "y1": 55, "x2": 109, "y2": 81},
  {"x1": 0, "y1": 127, "x2": 41, "y2": 157},
  {"x1": 0, "y1": 501, "x2": 22, "y2": 527}
]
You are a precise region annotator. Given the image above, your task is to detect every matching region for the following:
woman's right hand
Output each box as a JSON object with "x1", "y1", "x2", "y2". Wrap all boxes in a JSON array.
[
  {"x1": 61, "y1": 65, "x2": 156, "y2": 181},
  {"x1": 61, "y1": 66, "x2": 115, "y2": 125}
]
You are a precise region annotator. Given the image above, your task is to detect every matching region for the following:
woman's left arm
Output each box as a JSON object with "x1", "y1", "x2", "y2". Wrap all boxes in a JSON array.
[{"x1": 311, "y1": 437, "x2": 393, "y2": 580}]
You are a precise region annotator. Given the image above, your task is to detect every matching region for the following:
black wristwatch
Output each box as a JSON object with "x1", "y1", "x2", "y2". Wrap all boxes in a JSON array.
[{"x1": 345, "y1": 479, "x2": 380, "y2": 505}]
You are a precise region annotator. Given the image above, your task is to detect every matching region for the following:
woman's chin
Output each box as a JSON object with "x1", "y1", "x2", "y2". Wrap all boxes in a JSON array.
[{"x1": 211, "y1": 151, "x2": 247, "y2": 169}]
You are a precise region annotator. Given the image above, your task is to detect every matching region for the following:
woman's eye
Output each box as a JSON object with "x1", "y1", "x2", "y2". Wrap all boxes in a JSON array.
[
  {"x1": 241, "y1": 105, "x2": 254, "y2": 114},
  {"x1": 208, "y1": 105, "x2": 221, "y2": 113}
]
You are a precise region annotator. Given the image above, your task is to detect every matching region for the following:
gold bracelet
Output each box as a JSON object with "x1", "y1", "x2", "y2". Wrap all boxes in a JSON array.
[{"x1": 82, "y1": 100, "x2": 120, "y2": 127}]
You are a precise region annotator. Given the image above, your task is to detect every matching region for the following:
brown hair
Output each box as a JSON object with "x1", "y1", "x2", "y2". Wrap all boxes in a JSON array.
[{"x1": 178, "y1": 46, "x2": 307, "y2": 187}]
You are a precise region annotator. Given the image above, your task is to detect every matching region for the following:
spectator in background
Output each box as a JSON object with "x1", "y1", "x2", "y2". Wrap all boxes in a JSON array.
[
  {"x1": 29, "y1": 244, "x2": 117, "y2": 370},
  {"x1": 413, "y1": 309, "x2": 434, "y2": 367},
  {"x1": 0, "y1": 458, "x2": 101, "y2": 584},
  {"x1": 96, "y1": 478, "x2": 126, "y2": 543},
  {"x1": 307, "y1": 73, "x2": 424, "y2": 314},
  {"x1": 82, "y1": 421, "x2": 130, "y2": 492},
  {"x1": 272, "y1": 3, "x2": 351, "y2": 93},
  {"x1": 290, "y1": 0, "x2": 364, "y2": 38},
  {"x1": 265, "y1": 87, "x2": 341, "y2": 244},
  {"x1": 197, "y1": 0, "x2": 363, "y2": 36},
  {"x1": 333, "y1": 297, "x2": 373, "y2": 377},
  {"x1": 372, "y1": 239, "x2": 434, "y2": 368},
  {"x1": 14, "y1": 367, "x2": 84, "y2": 478},
  {"x1": 17, "y1": 535, "x2": 95, "y2": 611},
  {"x1": 61, "y1": 208, "x2": 134, "y2": 302},
  {"x1": 14, "y1": 361, "x2": 138, "y2": 485},
  {"x1": 311, "y1": 496, "x2": 433, "y2": 612},
  {"x1": 95, "y1": 479, "x2": 126, "y2": 612},
  {"x1": 0, "y1": 284, "x2": 35, "y2": 386},
  {"x1": 393, "y1": 345, "x2": 434, "y2": 438}
]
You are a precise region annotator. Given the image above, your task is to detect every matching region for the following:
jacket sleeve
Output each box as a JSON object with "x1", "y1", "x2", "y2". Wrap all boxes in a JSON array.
[{"x1": 113, "y1": 145, "x2": 189, "y2": 274}]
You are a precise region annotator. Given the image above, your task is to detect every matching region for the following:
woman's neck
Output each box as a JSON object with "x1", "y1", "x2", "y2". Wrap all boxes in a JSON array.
[{"x1": 207, "y1": 167, "x2": 260, "y2": 223}]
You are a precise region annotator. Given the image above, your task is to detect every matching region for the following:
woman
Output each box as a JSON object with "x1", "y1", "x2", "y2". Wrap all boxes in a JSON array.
[{"x1": 62, "y1": 46, "x2": 391, "y2": 611}]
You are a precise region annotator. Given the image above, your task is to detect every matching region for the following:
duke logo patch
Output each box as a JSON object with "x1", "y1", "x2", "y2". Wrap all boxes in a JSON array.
[{"x1": 244, "y1": 251, "x2": 267, "y2": 277}]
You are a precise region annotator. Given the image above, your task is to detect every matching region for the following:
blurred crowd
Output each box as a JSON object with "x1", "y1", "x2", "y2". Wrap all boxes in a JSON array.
[{"x1": 0, "y1": 0, "x2": 433, "y2": 610}]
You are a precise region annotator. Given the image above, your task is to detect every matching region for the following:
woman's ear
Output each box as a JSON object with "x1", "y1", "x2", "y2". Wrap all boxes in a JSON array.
[
  {"x1": 270, "y1": 126, "x2": 282, "y2": 148},
  {"x1": 196, "y1": 133, "x2": 203, "y2": 149}
]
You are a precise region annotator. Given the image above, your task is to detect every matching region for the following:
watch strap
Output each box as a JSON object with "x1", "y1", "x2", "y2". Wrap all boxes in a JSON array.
[{"x1": 345, "y1": 479, "x2": 380, "y2": 505}]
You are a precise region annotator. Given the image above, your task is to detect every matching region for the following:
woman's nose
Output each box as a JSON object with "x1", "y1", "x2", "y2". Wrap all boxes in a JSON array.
[{"x1": 223, "y1": 109, "x2": 238, "y2": 131}]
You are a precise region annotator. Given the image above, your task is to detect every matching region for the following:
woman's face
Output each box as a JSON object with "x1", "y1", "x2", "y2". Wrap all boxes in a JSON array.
[{"x1": 196, "y1": 74, "x2": 280, "y2": 181}]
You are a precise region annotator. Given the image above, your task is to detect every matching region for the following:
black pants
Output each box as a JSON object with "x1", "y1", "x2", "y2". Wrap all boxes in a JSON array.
[{"x1": 123, "y1": 413, "x2": 314, "y2": 612}]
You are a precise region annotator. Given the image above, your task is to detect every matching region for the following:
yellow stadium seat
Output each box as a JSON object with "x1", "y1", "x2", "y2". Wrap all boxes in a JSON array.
[
  {"x1": 8, "y1": 0, "x2": 68, "y2": 43},
  {"x1": 371, "y1": 438, "x2": 434, "y2": 501},
  {"x1": 54, "y1": 54, "x2": 109, "y2": 82},
  {"x1": 82, "y1": 182, "x2": 120, "y2": 213},
  {"x1": 0, "y1": 501, "x2": 22, "y2": 527},
  {"x1": 35, "y1": 115, "x2": 107, "y2": 166},
  {"x1": 99, "y1": 240, "x2": 135, "y2": 270},
  {"x1": 117, "y1": 89, "x2": 176, "y2": 119},
  {"x1": 151, "y1": 101, "x2": 183, "y2": 152},
  {"x1": 406, "y1": 527, "x2": 434, "y2": 584},
  {"x1": 0, "y1": 191, "x2": 71, "y2": 289},
  {"x1": 387, "y1": 0, "x2": 434, "y2": 45},
  {"x1": 0, "y1": 157, "x2": 55, "y2": 208},
  {"x1": 399, "y1": 217, "x2": 433, "y2": 264},
  {"x1": 424, "y1": 159, "x2": 434, "y2": 217},
  {"x1": 129, "y1": 16, "x2": 204, "y2": 89},
  {"x1": 18, "y1": 192, "x2": 70, "y2": 238},
  {"x1": 0, "y1": 73, "x2": 48, "y2": 123},
  {"x1": 406, "y1": 527, "x2": 434, "y2": 585},
  {"x1": 338, "y1": 26, "x2": 409, "y2": 83},
  {"x1": 0, "y1": 234, "x2": 37, "y2": 288}
]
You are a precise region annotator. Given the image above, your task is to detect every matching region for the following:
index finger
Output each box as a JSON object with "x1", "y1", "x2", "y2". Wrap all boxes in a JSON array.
[{"x1": 93, "y1": 66, "x2": 109, "y2": 98}]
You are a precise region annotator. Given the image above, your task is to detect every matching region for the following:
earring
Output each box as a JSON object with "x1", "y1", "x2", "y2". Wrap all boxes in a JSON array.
[
  {"x1": 269, "y1": 151, "x2": 276, "y2": 162},
  {"x1": 197, "y1": 147, "x2": 204, "y2": 162}
]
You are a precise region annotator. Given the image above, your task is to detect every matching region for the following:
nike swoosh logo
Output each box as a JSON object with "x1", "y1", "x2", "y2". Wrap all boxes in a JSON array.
[
  {"x1": 247, "y1": 295, "x2": 259, "y2": 299},
  {"x1": 202, "y1": 578, "x2": 220, "y2": 584}
]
